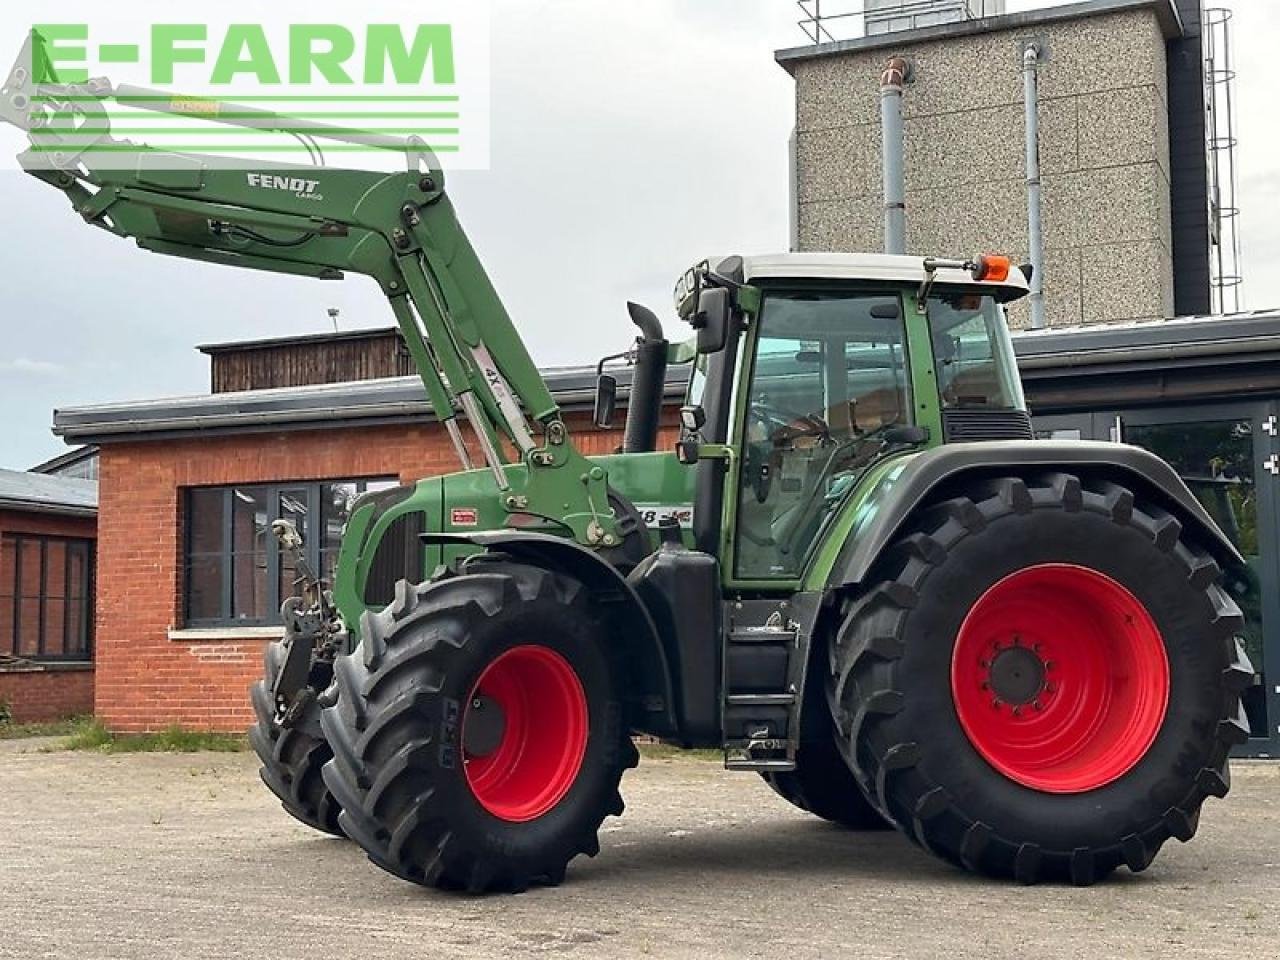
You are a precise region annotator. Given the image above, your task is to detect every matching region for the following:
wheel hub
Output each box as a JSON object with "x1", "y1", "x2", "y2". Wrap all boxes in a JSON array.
[
  {"x1": 951, "y1": 563, "x2": 1170, "y2": 794},
  {"x1": 462, "y1": 644, "x2": 588, "y2": 823},
  {"x1": 987, "y1": 644, "x2": 1046, "y2": 706},
  {"x1": 462, "y1": 695, "x2": 506, "y2": 757}
]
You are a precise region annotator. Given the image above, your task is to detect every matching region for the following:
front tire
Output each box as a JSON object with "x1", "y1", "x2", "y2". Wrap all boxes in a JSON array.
[
  {"x1": 249, "y1": 639, "x2": 344, "y2": 837},
  {"x1": 320, "y1": 565, "x2": 637, "y2": 893},
  {"x1": 830, "y1": 473, "x2": 1253, "y2": 885}
]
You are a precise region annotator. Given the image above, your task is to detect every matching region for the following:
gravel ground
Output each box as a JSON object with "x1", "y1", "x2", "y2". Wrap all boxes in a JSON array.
[{"x1": 0, "y1": 738, "x2": 1276, "y2": 960}]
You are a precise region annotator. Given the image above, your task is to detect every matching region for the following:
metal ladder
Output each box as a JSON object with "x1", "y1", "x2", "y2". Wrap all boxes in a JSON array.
[{"x1": 722, "y1": 601, "x2": 806, "y2": 772}]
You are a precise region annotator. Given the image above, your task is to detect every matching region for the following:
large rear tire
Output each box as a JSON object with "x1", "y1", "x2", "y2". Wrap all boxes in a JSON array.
[
  {"x1": 762, "y1": 652, "x2": 890, "y2": 830},
  {"x1": 320, "y1": 564, "x2": 637, "y2": 893},
  {"x1": 761, "y1": 734, "x2": 891, "y2": 830},
  {"x1": 249, "y1": 639, "x2": 344, "y2": 837},
  {"x1": 830, "y1": 473, "x2": 1253, "y2": 885}
]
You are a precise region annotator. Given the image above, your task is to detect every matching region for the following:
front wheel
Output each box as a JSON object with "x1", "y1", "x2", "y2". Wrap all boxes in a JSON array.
[
  {"x1": 831, "y1": 473, "x2": 1254, "y2": 885},
  {"x1": 248, "y1": 639, "x2": 344, "y2": 837},
  {"x1": 320, "y1": 564, "x2": 637, "y2": 893}
]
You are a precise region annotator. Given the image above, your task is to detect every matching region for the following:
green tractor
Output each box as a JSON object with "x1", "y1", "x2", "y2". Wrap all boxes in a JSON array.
[{"x1": 5, "y1": 32, "x2": 1253, "y2": 893}]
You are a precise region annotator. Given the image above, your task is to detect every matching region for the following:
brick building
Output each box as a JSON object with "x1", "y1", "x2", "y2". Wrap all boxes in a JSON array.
[
  {"x1": 0, "y1": 469, "x2": 96, "y2": 723},
  {"x1": 52, "y1": 338, "x2": 679, "y2": 733}
]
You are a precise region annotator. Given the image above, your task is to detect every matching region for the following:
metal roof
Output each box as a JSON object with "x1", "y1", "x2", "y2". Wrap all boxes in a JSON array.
[
  {"x1": 775, "y1": 0, "x2": 1183, "y2": 71},
  {"x1": 0, "y1": 468, "x2": 98, "y2": 517},
  {"x1": 1012, "y1": 309, "x2": 1280, "y2": 369},
  {"x1": 29, "y1": 444, "x2": 98, "y2": 475}
]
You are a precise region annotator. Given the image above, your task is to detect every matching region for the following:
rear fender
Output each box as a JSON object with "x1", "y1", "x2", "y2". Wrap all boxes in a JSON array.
[
  {"x1": 422, "y1": 531, "x2": 679, "y2": 737},
  {"x1": 820, "y1": 440, "x2": 1245, "y2": 589}
]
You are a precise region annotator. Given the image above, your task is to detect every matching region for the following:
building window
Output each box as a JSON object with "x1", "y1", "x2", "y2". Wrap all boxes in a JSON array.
[
  {"x1": 0, "y1": 535, "x2": 95, "y2": 662},
  {"x1": 183, "y1": 479, "x2": 397, "y2": 628}
]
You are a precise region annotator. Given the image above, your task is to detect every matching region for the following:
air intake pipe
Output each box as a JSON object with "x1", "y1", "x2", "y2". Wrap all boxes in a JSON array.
[{"x1": 622, "y1": 301, "x2": 668, "y2": 453}]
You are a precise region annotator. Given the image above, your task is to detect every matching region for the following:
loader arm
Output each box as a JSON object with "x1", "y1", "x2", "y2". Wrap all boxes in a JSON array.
[{"x1": 1, "y1": 30, "x2": 620, "y2": 547}]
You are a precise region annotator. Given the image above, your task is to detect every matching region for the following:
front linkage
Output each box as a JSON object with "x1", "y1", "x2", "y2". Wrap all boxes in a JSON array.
[{"x1": 267, "y1": 520, "x2": 347, "y2": 733}]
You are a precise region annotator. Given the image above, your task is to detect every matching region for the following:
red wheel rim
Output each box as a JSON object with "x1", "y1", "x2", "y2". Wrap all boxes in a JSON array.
[
  {"x1": 950, "y1": 564, "x2": 1169, "y2": 793},
  {"x1": 462, "y1": 645, "x2": 588, "y2": 822}
]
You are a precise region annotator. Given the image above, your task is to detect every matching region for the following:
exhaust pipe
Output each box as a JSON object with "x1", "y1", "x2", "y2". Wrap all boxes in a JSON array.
[
  {"x1": 622, "y1": 302, "x2": 668, "y2": 454},
  {"x1": 880, "y1": 56, "x2": 909, "y2": 255},
  {"x1": 1022, "y1": 43, "x2": 1047, "y2": 329}
]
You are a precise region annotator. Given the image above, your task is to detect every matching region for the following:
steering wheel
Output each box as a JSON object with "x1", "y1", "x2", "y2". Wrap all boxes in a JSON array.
[{"x1": 749, "y1": 399, "x2": 832, "y2": 443}]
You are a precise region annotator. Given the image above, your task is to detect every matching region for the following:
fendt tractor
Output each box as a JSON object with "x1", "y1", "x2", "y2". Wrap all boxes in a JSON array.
[{"x1": 3, "y1": 32, "x2": 1253, "y2": 893}]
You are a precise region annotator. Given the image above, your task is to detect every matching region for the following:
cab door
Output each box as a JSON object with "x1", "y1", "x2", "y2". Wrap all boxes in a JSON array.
[{"x1": 726, "y1": 289, "x2": 913, "y2": 587}]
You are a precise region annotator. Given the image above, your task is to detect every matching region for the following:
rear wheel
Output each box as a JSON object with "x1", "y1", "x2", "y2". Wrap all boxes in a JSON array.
[
  {"x1": 320, "y1": 564, "x2": 637, "y2": 893},
  {"x1": 249, "y1": 639, "x2": 344, "y2": 837},
  {"x1": 830, "y1": 473, "x2": 1254, "y2": 884}
]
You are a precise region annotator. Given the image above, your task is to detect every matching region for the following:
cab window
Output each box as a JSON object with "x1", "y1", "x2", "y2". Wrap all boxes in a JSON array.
[{"x1": 734, "y1": 291, "x2": 911, "y2": 579}]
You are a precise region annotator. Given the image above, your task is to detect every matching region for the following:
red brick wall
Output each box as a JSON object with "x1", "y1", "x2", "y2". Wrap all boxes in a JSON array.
[
  {"x1": 95, "y1": 414, "x2": 679, "y2": 733},
  {"x1": 0, "y1": 509, "x2": 97, "y2": 723},
  {"x1": 0, "y1": 666, "x2": 93, "y2": 723}
]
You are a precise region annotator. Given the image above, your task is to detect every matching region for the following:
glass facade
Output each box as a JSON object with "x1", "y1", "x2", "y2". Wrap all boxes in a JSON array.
[{"x1": 183, "y1": 478, "x2": 396, "y2": 627}]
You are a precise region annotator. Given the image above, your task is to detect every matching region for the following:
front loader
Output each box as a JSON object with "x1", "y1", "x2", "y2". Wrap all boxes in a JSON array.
[{"x1": 4, "y1": 31, "x2": 1254, "y2": 892}]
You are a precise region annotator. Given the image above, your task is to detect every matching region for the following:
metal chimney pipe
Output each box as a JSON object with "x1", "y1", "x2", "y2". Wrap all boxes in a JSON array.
[
  {"x1": 1022, "y1": 43, "x2": 1047, "y2": 329},
  {"x1": 880, "y1": 56, "x2": 909, "y2": 255}
]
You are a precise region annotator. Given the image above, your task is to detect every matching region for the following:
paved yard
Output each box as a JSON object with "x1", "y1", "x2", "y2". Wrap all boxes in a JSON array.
[{"x1": 0, "y1": 738, "x2": 1276, "y2": 960}]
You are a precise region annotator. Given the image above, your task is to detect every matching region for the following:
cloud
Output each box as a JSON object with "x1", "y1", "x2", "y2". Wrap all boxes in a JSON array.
[{"x1": 0, "y1": 357, "x2": 67, "y2": 376}]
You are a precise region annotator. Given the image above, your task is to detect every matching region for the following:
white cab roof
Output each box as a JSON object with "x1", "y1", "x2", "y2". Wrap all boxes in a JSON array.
[{"x1": 717, "y1": 253, "x2": 1031, "y2": 298}]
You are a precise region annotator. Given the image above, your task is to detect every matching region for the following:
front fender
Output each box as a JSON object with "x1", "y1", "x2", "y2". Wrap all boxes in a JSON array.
[
  {"x1": 815, "y1": 440, "x2": 1244, "y2": 589},
  {"x1": 422, "y1": 530, "x2": 680, "y2": 737}
]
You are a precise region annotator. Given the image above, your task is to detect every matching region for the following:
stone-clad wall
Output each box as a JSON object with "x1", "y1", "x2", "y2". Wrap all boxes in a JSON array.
[{"x1": 787, "y1": 6, "x2": 1175, "y2": 328}]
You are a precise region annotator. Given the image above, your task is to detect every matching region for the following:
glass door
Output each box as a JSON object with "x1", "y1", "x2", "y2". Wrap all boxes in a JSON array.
[{"x1": 1110, "y1": 402, "x2": 1279, "y2": 756}]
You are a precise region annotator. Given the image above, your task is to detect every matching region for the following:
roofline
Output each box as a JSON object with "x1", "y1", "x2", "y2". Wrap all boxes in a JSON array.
[
  {"x1": 29, "y1": 443, "x2": 98, "y2": 474},
  {"x1": 0, "y1": 498, "x2": 97, "y2": 519},
  {"x1": 54, "y1": 365, "x2": 694, "y2": 446},
  {"x1": 197, "y1": 325, "x2": 400, "y2": 355},
  {"x1": 775, "y1": 0, "x2": 1183, "y2": 72},
  {"x1": 56, "y1": 309, "x2": 1280, "y2": 446}
]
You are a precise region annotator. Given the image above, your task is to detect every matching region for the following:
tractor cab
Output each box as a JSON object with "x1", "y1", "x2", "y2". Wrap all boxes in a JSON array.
[{"x1": 671, "y1": 253, "x2": 1032, "y2": 584}]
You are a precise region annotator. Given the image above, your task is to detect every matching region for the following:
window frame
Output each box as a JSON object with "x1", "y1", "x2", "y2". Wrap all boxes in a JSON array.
[
  {"x1": 182, "y1": 478, "x2": 395, "y2": 629},
  {"x1": 1, "y1": 533, "x2": 95, "y2": 663}
]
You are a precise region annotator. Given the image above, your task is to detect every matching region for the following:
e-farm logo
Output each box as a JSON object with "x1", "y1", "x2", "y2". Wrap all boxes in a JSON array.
[
  {"x1": 5, "y1": 6, "x2": 491, "y2": 171},
  {"x1": 34, "y1": 24, "x2": 456, "y2": 87}
]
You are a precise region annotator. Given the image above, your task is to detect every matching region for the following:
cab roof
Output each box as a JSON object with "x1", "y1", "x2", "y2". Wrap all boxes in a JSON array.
[{"x1": 715, "y1": 252, "x2": 1032, "y2": 300}]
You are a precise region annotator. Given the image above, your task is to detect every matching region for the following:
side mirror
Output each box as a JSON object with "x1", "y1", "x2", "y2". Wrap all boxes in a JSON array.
[
  {"x1": 593, "y1": 374, "x2": 618, "y2": 428},
  {"x1": 691, "y1": 287, "x2": 731, "y2": 355}
]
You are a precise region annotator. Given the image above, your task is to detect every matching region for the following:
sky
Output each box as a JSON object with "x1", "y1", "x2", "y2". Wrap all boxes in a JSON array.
[{"x1": 0, "y1": 0, "x2": 1274, "y2": 469}]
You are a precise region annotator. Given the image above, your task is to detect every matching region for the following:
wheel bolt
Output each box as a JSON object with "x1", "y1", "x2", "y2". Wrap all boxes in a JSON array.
[
  {"x1": 1045, "y1": 682, "x2": 1057, "y2": 694},
  {"x1": 471, "y1": 698, "x2": 483, "y2": 710},
  {"x1": 991, "y1": 698, "x2": 1003, "y2": 710},
  {"x1": 1033, "y1": 700, "x2": 1044, "y2": 711},
  {"x1": 1044, "y1": 661, "x2": 1056, "y2": 671},
  {"x1": 1012, "y1": 706, "x2": 1023, "y2": 717}
]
